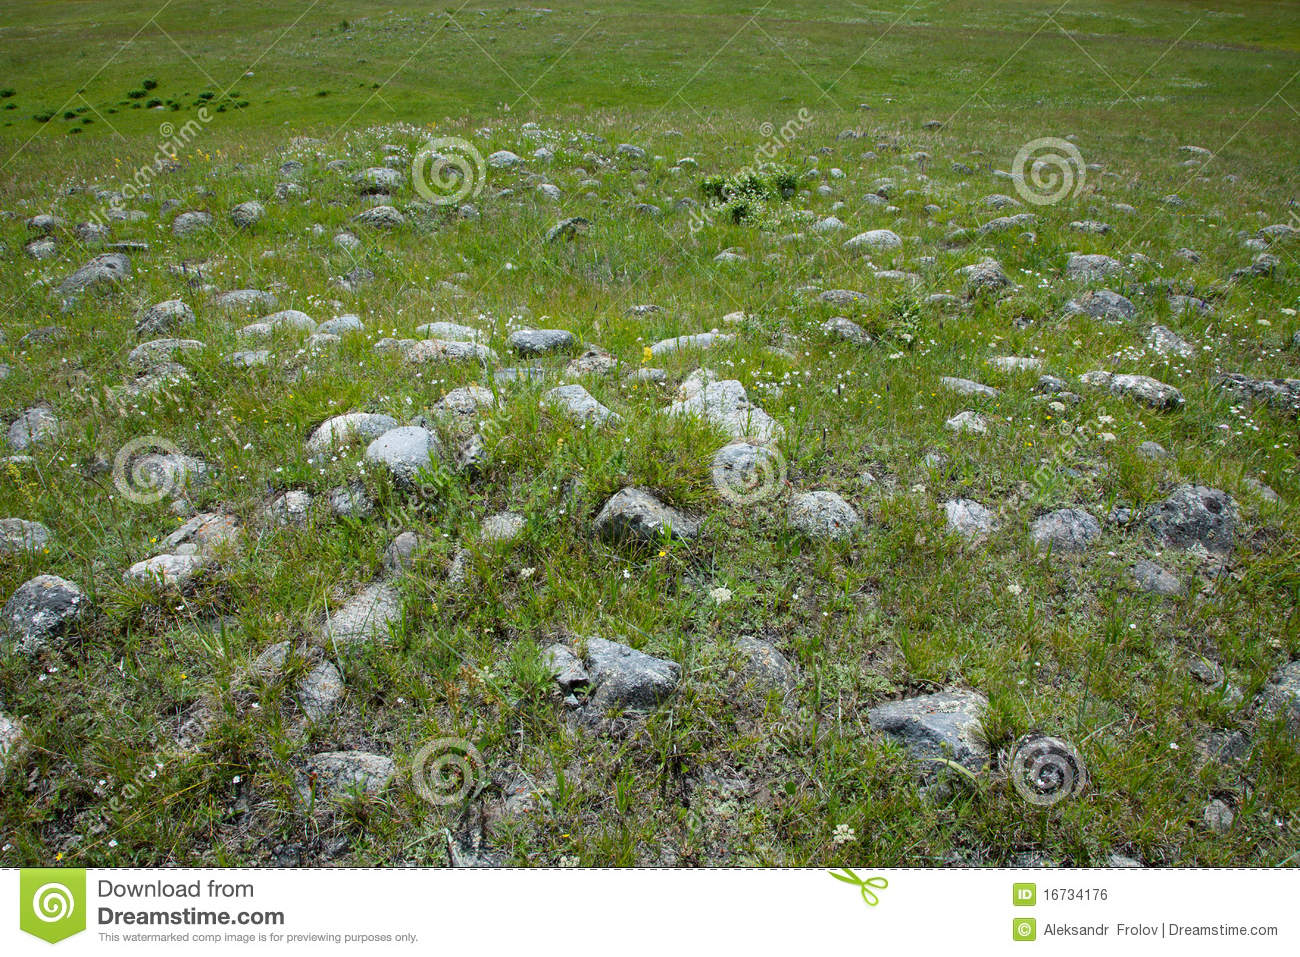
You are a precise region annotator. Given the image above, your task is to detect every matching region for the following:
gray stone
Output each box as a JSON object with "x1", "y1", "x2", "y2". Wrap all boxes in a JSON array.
[
  {"x1": 481, "y1": 512, "x2": 525, "y2": 543},
  {"x1": 6, "y1": 407, "x2": 58, "y2": 451},
  {"x1": 124, "y1": 553, "x2": 207, "y2": 590},
  {"x1": 1137, "y1": 440, "x2": 1169, "y2": 460},
  {"x1": 0, "y1": 518, "x2": 51, "y2": 554},
  {"x1": 1216, "y1": 373, "x2": 1300, "y2": 417},
  {"x1": 1260, "y1": 660, "x2": 1300, "y2": 732},
  {"x1": 1132, "y1": 560, "x2": 1181, "y2": 595},
  {"x1": 230, "y1": 201, "x2": 265, "y2": 227},
  {"x1": 543, "y1": 644, "x2": 589, "y2": 692},
  {"x1": 418, "y1": 321, "x2": 483, "y2": 342},
  {"x1": 1080, "y1": 371, "x2": 1183, "y2": 411},
  {"x1": 3, "y1": 575, "x2": 89, "y2": 654},
  {"x1": 0, "y1": 712, "x2": 22, "y2": 768},
  {"x1": 302, "y1": 751, "x2": 395, "y2": 797},
  {"x1": 594, "y1": 487, "x2": 700, "y2": 545},
  {"x1": 508, "y1": 328, "x2": 575, "y2": 355},
  {"x1": 1146, "y1": 324, "x2": 1194, "y2": 357},
  {"x1": 1203, "y1": 798, "x2": 1234, "y2": 834},
  {"x1": 159, "y1": 512, "x2": 240, "y2": 555},
  {"x1": 128, "y1": 338, "x2": 204, "y2": 368},
  {"x1": 943, "y1": 499, "x2": 997, "y2": 539},
  {"x1": 959, "y1": 259, "x2": 1011, "y2": 297},
  {"x1": 404, "y1": 339, "x2": 498, "y2": 364},
  {"x1": 868, "y1": 690, "x2": 989, "y2": 773},
  {"x1": 581, "y1": 637, "x2": 681, "y2": 715},
  {"x1": 298, "y1": 660, "x2": 345, "y2": 721},
  {"x1": 843, "y1": 229, "x2": 902, "y2": 252},
  {"x1": 1030, "y1": 508, "x2": 1101, "y2": 553},
  {"x1": 546, "y1": 216, "x2": 590, "y2": 242},
  {"x1": 364, "y1": 427, "x2": 442, "y2": 486},
  {"x1": 788, "y1": 490, "x2": 861, "y2": 541},
  {"x1": 945, "y1": 410, "x2": 987, "y2": 434},
  {"x1": 1145, "y1": 485, "x2": 1235, "y2": 554},
  {"x1": 266, "y1": 490, "x2": 313, "y2": 526},
  {"x1": 734, "y1": 636, "x2": 797, "y2": 699},
  {"x1": 650, "y1": 332, "x2": 734, "y2": 356},
  {"x1": 566, "y1": 348, "x2": 619, "y2": 377},
  {"x1": 1066, "y1": 253, "x2": 1122, "y2": 280},
  {"x1": 172, "y1": 210, "x2": 214, "y2": 237},
  {"x1": 941, "y1": 376, "x2": 999, "y2": 398},
  {"x1": 818, "y1": 289, "x2": 869, "y2": 307},
  {"x1": 1065, "y1": 289, "x2": 1135, "y2": 322},
  {"x1": 351, "y1": 205, "x2": 405, "y2": 229},
  {"x1": 542, "y1": 384, "x2": 619, "y2": 426},
  {"x1": 215, "y1": 289, "x2": 277, "y2": 313},
  {"x1": 317, "y1": 315, "x2": 364, "y2": 336},
  {"x1": 382, "y1": 531, "x2": 424, "y2": 576},
  {"x1": 321, "y1": 582, "x2": 402, "y2": 646},
  {"x1": 58, "y1": 252, "x2": 131, "y2": 301},
  {"x1": 821, "y1": 315, "x2": 872, "y2": 344},
  {"x1": 667, "y1": 377, "x2": 782, "y2": 443},
  {"x1": 307, "y1": 412, "x2": 399, "y2": 453}
]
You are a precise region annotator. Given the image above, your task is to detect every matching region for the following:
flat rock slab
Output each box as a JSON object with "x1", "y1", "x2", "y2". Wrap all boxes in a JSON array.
[
  {"x1": 594, "y1": 487, "x2": 700, "y2": 545},
  {"x1": 940, "y1": 377, "x2": 999, "y2": 398},
  {"x1": 868, "y1": 690, "x2": 989, "y2": 773},
  {"x1": 1132, "y1": 559, "x2": 1181, "y2": 595},
  {"x1": 650, "y1": 332, "x2": 735, "y2": 357}
]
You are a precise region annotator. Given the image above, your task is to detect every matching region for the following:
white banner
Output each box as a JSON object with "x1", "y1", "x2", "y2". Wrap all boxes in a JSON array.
[{"x1": 4, "y1": 867, "x2": 1295, "y2": 954}]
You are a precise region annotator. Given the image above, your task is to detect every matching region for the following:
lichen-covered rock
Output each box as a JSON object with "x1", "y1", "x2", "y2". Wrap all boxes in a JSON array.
[
  {"x1": 868, "y1": 690, "x2": 989, "y2": 773},
  {"x1": 364, "y1": 426, "x2": 442, "y2": 486},
  {"x1": 320, "y1": 582, "x2": 403, "y2": 646},
  {"x1": 787, "y1": 490, "x2": 861, "y2": 541},
  {"x1": 1145, "y1": 485, "x2": 1236, "y2": 554},
  {"x1": 0, "y1": 518, "x2": 51, "y2": 555},
  {"x1": 301, "y1": 750, "x2": 395, "y2": 797},
  {"x1": 306, "y1": 412, "x2": 399, "y2": 453},
  {"x1": 3, "y1": 575, "x2": 90, "y2": 654},
  {"x1": 1030, "y1": 508, "x2": 1101, "y2": 554},
  {"x1": 579, "y1": 637, "x2": 681, "y2": 716},
  {"x1": 1080, "y1": 370, "x2": 1184, "y2": 410}
]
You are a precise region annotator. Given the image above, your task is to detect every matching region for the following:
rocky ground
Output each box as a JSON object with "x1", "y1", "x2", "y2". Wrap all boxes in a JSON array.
[{"x1": 0, "y1": 12, "x2": 1297, "y2": 867}]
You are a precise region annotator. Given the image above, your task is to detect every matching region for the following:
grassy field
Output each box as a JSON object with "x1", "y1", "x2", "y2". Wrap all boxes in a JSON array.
[{"x1": 0, "y1": 0, "x2": 1297, "y2": 867}]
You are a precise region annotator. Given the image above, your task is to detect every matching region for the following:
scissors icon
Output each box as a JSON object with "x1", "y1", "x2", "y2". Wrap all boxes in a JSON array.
[{"x1": 828, "y1": 868, "x2": 889, "y2": 906}]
